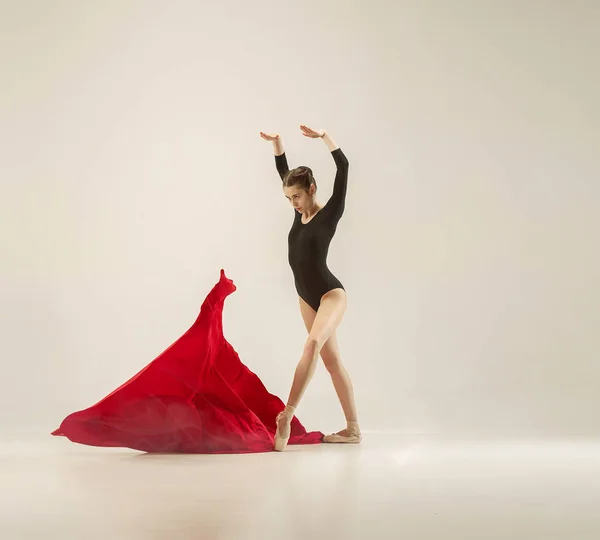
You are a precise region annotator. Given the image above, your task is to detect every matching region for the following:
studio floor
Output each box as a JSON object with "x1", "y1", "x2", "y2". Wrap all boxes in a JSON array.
[{"x1": 1, "y1": 433, "x2": 599, "y2": 539}]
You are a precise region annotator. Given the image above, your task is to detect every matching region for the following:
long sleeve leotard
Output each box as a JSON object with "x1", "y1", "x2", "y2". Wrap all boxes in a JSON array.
[{"x1": 274, "y1": 148, "x2": 349, "y2": 311}]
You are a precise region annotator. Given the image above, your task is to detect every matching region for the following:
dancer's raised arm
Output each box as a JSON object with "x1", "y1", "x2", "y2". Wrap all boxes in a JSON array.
[
  {"x1": 300, "y1": 125, "x2": 349, "y2": 219},
  {"x1": 260, "y1": 131, "x2": 288, "y2": 181}
]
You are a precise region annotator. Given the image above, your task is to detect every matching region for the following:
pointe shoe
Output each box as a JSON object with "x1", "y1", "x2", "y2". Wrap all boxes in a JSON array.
[
  {"x1": 323, "y1": 421, "x2": 362, "y2": 444},
  {"x1": 274, "y1": 405, "x2": 296, "y2": 452}
]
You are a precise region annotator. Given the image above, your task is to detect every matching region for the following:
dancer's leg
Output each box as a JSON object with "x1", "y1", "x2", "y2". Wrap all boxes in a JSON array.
[
  {"x1": 286, "y1": 289, "x2": 347, "y2": 408},
  {"x1": 299, "y1": 298, "x2": 358, "y2": 425},
  {"x1": 274, "y1": 289, "x2": 346, "y2": 451},
  {"x1": 319, "y1": 331, "x2": 359, "y2": 426}
]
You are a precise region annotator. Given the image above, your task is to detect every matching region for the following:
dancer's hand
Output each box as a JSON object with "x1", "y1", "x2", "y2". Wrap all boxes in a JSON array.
[
  {"x1": 300, "y1": 125, "x2": 325, "y2": 138},
  {"x1": 260, "y1": 132, "x2": 280, "y2": 141}
]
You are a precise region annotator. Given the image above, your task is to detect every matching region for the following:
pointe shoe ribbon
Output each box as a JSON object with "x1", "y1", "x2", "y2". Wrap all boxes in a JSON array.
[
  {"x1": 323, "y1": 422, "x2": 362, "y2": 444},
  {"x1": 274, "y1": 405, "x2": 296, "y2": 452}
]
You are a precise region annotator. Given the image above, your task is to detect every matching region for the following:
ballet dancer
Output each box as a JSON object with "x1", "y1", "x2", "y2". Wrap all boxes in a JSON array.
[{"x1": 259, "y1": 125, "x2": 361, "y2": 451}]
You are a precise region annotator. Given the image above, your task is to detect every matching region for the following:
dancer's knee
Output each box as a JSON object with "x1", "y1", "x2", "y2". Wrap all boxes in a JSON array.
[{"x1": 303, "y1": 337, "x2": 320, "y2": 358}]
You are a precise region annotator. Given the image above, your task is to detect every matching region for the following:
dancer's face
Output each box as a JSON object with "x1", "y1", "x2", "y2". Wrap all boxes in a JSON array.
[{"x1": 283, "y1": 184, "x2": 315, "y2": 213}]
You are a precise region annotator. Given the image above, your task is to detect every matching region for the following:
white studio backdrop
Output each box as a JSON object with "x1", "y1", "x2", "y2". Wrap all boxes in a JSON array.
[{"x1": 1, "y1": 0, "x2": 599, "y2": 441}]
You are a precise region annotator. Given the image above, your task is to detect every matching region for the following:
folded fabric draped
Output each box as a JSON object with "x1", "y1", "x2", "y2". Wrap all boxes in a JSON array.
[{"x1": 52, "y1": 269, "x2": 323, "y2": 453}]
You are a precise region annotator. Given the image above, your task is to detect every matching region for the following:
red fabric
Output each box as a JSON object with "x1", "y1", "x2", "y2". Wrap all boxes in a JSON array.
[{"x1": 52, "y1": 269, "x2": 323, "y2": 453}]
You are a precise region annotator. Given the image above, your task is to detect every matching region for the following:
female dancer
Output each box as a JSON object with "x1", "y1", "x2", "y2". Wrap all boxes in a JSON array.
[{"x1": 259, "y1": 125, "x2": 361, "y2": 451}]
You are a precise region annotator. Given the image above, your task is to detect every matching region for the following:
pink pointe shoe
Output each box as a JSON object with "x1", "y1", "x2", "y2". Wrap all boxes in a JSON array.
[
  {"x1": 323, "y1": 421, "x2": 362, "y2": 444},
  {"x1": 274, "y1": 405, "x2": 296, "y2": 452}
]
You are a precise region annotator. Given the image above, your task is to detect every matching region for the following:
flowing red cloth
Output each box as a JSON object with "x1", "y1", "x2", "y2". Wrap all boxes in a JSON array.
[{"x1": 52, "y1": 270, "x2": 323, "y2": 453}]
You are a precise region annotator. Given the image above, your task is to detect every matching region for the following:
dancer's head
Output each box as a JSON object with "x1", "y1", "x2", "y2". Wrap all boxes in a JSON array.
[{"x1": 282, "y1": 166, "x2": 316, "y2": 213}]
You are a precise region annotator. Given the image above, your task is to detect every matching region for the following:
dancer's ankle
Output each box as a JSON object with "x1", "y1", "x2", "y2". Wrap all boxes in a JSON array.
[
  {"x1": 347, "y1": 420, "x2": 360, "y2": 431},
  {"x1": 278, "y1": 404, "x2": 296, "y2": 420}
]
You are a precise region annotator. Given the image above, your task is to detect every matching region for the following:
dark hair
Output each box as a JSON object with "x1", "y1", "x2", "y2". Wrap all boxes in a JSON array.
[{"x1": 283, "y1": 166, "x2": 316, "y2": 192}]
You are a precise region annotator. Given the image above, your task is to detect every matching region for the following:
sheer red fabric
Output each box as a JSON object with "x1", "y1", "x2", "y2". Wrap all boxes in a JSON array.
[{"x1": 52, "y1": 269, "x2": 323, "y2": 453}]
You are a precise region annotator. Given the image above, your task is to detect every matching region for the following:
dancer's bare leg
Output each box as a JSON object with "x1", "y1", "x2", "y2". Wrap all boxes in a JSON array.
[
  {"x1": 299, "y1": 298, "x2": 359, "y2": 426},
  {"x1": 287, "y1": 289, "x2": 347, "y2": 407},
  {"x1": 319, "y1": 333, "x2": 359, "y2": 437},
  {"x1": 274, "y1": 289, "x2": 347, "y2": 451}
]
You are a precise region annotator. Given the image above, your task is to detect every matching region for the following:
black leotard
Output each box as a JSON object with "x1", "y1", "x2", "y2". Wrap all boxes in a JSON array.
[{"x1": 275, "y1": 148, "x2": 349, "y2": 312}]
